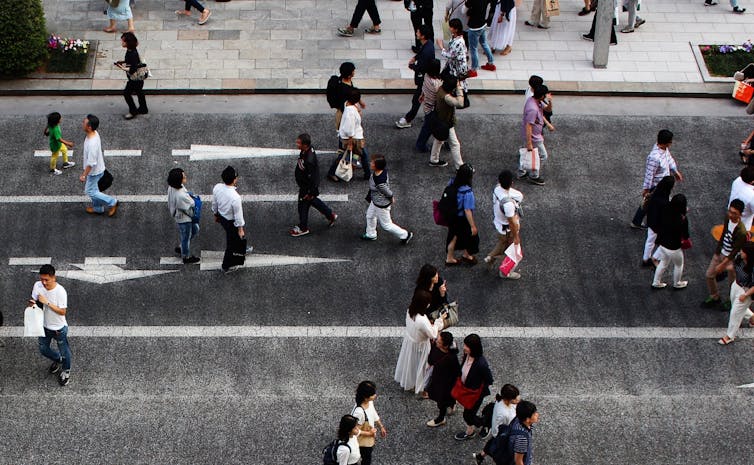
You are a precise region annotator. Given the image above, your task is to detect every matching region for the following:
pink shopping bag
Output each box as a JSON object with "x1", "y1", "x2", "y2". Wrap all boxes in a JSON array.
[{"x1": 499, "y1": 243, "x2": 523, "y2": 277}]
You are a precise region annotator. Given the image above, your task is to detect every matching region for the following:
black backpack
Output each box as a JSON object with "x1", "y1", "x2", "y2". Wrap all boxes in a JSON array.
[
  {"x1": 326, "y1": 75, "x2": 341, "y2": 109},
  {"x1": 438, "y1": 184, "x2": 460, "y2": 224},
  {"x1": 488, "y1": 422, "x2": 527, "y2": 465},
  {"x1": 322, "y1": 439, "x2": 350, "y2": 465}
]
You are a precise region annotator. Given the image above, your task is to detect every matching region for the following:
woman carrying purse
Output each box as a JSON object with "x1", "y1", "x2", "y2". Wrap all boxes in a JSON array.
[
  {"x1": 351, "y1": 381, "x2": 387, "y2": 465},
  {"x1": 453, "y1": 333, "x2": 494, "y2": 441}
]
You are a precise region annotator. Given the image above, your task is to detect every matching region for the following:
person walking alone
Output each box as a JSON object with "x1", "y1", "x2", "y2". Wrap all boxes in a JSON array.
[
  {"x1": 361, "y1": 155, "x2": 414, "y2": 244},
  {"x1": 115, "y1": 32, "x2": 148, "y2": 120},
  {"x1": 212, "y1": 166, "x2": 248, "y2": 274},
  {"x1": 167, "y1": 168, "x2": 200, "y2": 264},
  {"x1": 80, "y1": 115, "x2": 118, "y2": 217},
  {"x1": 290, "y1": 133, "x2": 338, "y2": 237}
]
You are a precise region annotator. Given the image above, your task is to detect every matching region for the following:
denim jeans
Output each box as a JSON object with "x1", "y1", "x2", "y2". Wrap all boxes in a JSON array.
[
  {"x1": 298, "y1": 196, "x2": 333, "y2": 230},
  {"x1": 467, "y1": 26, "x2": 494, "y2": 70},
  {"x1": 178, "y1": 221, "x2": 199, "y2": 258},
  {"x1": 38, "y1": 326, "x2": 71, "y2": 371},
  {"x1": 85, "y1": 171, "x2": 117, "y2": 213},
  {"x1": 415, "y1": 111, "x2": 433, "y2": 152},
  {"x1": 518, "y1": 140, "x2": 548, "y2": 179}
]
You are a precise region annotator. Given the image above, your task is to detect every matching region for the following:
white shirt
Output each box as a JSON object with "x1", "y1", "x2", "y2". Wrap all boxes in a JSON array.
[
  {"x1": 211, "y1": 183, "x2": 245, "y2": 227},
  {"x1": 490, "y1": 401, "x2": 517, "y2": 437},
  {"x1": 352, "y1": 401, "x2": 381, "y2": 427},
  {"x1": 336, "y1": 435, "x2": 361, "y2": 465},
  {"x1": 729, "y1": 176, "x2": 754, "y2": 231},
  {"x1": 31, "y1": 281, "x2": 68, "y2": 330},
  {"x1": 492, "y1": 186, "x2": 523, "y2": 235},
  {"x1": 338, "y1": 105, "x2": 364, "y2": 140},
  {"x1": 83, "y1": 132, "x2": 105, "y2": 176}
]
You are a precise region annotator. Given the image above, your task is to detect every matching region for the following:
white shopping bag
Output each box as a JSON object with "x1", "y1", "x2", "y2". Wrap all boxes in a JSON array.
[
  {"x1": 24, "y1": 305, "x2": 45, "y2": 337},
  {"x1": 518, "y1": 147, "x2": 540, "y2": 172},
  {"x1": 499, "y1": 243, "x2": 523, "y2": 277}
]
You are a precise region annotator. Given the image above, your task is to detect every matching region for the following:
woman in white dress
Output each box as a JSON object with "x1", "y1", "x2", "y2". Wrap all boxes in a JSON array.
[
  {"x1": 488, "y1": 0, "x2": 516, "y2": 55},
  {"x1": 394, "y1": 265, "x2": 447, "y2": 394}
]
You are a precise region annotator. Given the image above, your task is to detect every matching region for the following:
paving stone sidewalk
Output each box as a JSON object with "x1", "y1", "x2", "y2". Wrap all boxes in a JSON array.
[{"x1": 2, "y1": 0, "x2": 753, "y2": 94}]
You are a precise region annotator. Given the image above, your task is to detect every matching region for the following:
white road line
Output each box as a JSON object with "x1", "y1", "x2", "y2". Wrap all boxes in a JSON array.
[
  {"x1": 0, "y1": 194, "x2": 349, "y2": 204},
  {"x1": 8, "y1": 257, "x2": 51, "y2": 266},
  {"x1": 159, "y1": 257, "x2": 183, "y2": 265},
  {"x1": 737, "y1": 382, "x2": 754, "y2": 388},
  {"x1": 0, "y1": 326, "x2": 750, "y2": 339},
  {"x1": 171, "y1": 145, "x2": 337, "y2": 161},
  {"x1": 34, "y1": 150, "x2": 142, "y2": 157},
  {"x1": 83, "y1": 257, "x2": 127, "y2": 265}
]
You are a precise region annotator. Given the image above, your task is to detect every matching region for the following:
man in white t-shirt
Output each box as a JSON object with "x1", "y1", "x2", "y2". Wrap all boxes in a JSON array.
[
  {"x1": 483, "y1": 170, "x2": 523, "y2": 279},
  {"x1": 729, "y1": 166, "x2": 754, "y2": 231},
  {"x1": 79, "y1": 114, "x2": 118, "y2": 216},
  {"x1": 29, "y1": 264, "x2": 71, "y2": 386}
]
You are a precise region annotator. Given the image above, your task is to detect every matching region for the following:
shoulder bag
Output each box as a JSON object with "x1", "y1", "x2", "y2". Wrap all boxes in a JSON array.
[{"x1": 335, "y1": 149, "x2": 353, "y2": 182}]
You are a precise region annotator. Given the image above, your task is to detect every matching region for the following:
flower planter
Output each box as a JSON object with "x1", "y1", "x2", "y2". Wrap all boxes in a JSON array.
[{"x1": 691, "y1": 41, "x2": 754, "y2": 83}]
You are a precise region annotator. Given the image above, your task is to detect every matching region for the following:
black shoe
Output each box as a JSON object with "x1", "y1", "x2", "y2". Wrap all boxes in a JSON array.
[
  {"x1": 183, "y1": 256, "x2": 200, "y2": 264},
  {"x1": 577, "y1": 7, "x2": 590, "y2": 15},
  {"x1": 473, "y1": 453, "x2": 485, "y2": 464},
  {"x1": 49, "y1": 360, "x2": 61, "y2": 374},
  {"x1": 174, "y1": 247, "x2": 182, "y2": 255},
  {"x1": 733, "y1": 6, "x2": 746, "y2": 13},
  {"x1": 454, "y1": 431, "x2": 476, "y2": 440},
  {"x1": 527, "y1": 176, "x2": 545, "y2": 186},
  {"x1": 401, "y1": 231, "x2": 414, "y2": 245},
  {"x1": 582, "y1": 34, "x2": 594, "y2": 41},
  {"x1": 428, "y1": 160, "x2": 449, "y2": 167},
  {"x1": 630, "y1": 222, "x2": 648, "y2": 230},
  {"x1": 704, "y1": 0, "x2": 718, "y2": 5},
  {"x1": 479, "y1": 426, "x2": 490, "y2": 439},
  {"x1": 58, "y1": 371, "x2": 70, "y2": 386}
]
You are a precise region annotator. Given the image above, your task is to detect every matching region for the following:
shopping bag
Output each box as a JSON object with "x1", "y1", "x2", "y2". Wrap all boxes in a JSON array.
[
  {"x1": 545, "y1": 0, "x2": 560, "y2": 16},
  {"x1": 499, "y1": 243, "x2": 523, "y2": 277},
  {"x1": 518, "y1": 147, "x2": 540, "y2": 172},
  {"x1": 24, "y1": 305, "x2": 45, "y2": 337},
  {"x1": 732, "y1": 81, "x2": 754, "y2": 103},
  {"x1": 335, "y1": 150, "x2": 353, "y2": 182}
]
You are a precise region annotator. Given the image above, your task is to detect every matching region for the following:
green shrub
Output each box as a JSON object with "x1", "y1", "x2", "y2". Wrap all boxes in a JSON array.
[
  {"x1": 0, "y1": 0, "x2": 48, "y2": 78},
  {"x1": 700, "y1": 42, "x2": 754, "y2": 77}
]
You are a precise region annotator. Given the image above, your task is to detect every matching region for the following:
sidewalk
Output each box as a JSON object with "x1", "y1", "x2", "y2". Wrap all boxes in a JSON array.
[{"x1": 2, "y1": 0, "x2": 752, "y2": 94}]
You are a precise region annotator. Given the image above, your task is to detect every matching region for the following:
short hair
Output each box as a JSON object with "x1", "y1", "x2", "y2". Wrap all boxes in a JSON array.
[
  {"x1": 427, "y1": 58, "x2": 442, "y2": 79},
  {"x1": 448, "y1": 18, "x2": 463, "y2": 32},
  {"x1": 442, "y1": 75, "x2": 458, "y2": 94},
  {"x1": 347, "y1": 88, "x2": 361, "y2": 105},
  {"x1": 463, "y1": 333, "x2": 483, "y2": 358},
  {"x1": 372, "y1": 154, "x2": 386, "y2": 171},
  {"x1": 221, "y1": 165, "x2": 238, "y2": 185},
  {"x1": 730, "y1": 198, "x2": 745, "y2": 213},
  {"x1": 439, "y1": 331, "x2": 454, "y2": 348},
  {"x1": 418, "y1": 24, "x2": 433, "y2": 41},
  {"x1": 39, "y1": 264, "x2": 56, "y2": 276},
  {"x1": 85, "y1": 114, "x2": 99, "y2": 131},
  {"x1": 121, "y1": 32, "x2": 139, "y2": 49},
  {"x1": 355, "y1": 380, "x2": 377, "y2": 405},
  {"x1": 47, "y1": 112, "x2": 61, "y2": 128},
  {"x1": 497, "y1": 384, "x2": 520, "y2": 402},
  {"x1": 516, "y1": 400, "x2": 537, "y2": 422},
  {"x1": 528, "y1": 75, "x2": 544, "y2": 88},
  {"x1": 337, "y1": 415, "x2": 358, "y2": 441},
  {"x1": 297, "y1": 133, "x2": 312, "y2": 148},
  {"x1": 498, "y1": 170, "x2": 513, "y2": 189},
  {"x1": 339, "y1": 62, "x2": 355, "y2": 78},
  {"x1": 533, "y1": 84, "x2": 549, "y2": 99},
  {"x1": 657, "y1": 129, "x2": 673, "y2": 145},
  {"x1": 167, "y1": 168, "x2": 184, "y2": 189},
  {"x1": 741, "y1": 166, "x2": 754, "y2": 184}
]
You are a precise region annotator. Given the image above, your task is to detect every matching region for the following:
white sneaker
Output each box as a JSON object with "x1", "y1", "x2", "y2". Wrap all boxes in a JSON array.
[
  {"x1": 499, "y1": 270, "x2": 521, "y2": 280},
  {"x1": 673, "y1": 280, "x2": 688, "y2": 289},
  {"x1": 51, "y1": 169, "x2": 62, "y2": 175},
  {"x1": 395, "y1": 117, "x2": 412, "y2": 129}
]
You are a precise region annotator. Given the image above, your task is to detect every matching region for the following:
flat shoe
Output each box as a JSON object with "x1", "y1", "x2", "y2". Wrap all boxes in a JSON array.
[
  {"x1": 445, "y1": 260, "x2": 460, "y2": 267},
  {"x1": 461, "y1": 256, "x2": 478, "y2": 265},
  {"x1": 198, "y1": 10, "x2": 211, "y2": 25},
  {"x1": 718, "y1": 336, "x2": 734, "y2": 345}
]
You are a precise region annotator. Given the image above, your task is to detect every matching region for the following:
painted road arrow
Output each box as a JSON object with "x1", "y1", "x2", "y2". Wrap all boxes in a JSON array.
[
  {"x1": 172, "y1": 145, "x2": 337, "y2": 161},
  {"x1": 737, "y1": 382, "x2": 754, "y2": 388},
  {"x1": 13, "y1": 257, "x2": 177, "y2": 284},
  {"x1": 160, "y1": 251, "x2": 349, "y2": 271}
]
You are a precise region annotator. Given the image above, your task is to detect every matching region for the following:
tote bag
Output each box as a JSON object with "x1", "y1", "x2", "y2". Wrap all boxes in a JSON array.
[
  {"x1": 335, "y1": 150, "x2": 353, "y2": 182},
  {"x1": 450, "y1": 377, "x2": 484, "y2": 409},
  {"x1": 24, "y1": 305, "x2": 45, "y2": 337},
  {"x1": 518, "y1": 147, "x2": 540, "y2": 172}
]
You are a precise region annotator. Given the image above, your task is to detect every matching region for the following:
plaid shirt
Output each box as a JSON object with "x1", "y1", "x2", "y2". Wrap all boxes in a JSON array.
[{"x1": 642, "y1": 144, "x2": 678, "y2": 190}]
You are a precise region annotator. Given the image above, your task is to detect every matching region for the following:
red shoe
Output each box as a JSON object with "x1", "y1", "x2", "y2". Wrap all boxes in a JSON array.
[
  {"x1": 481, "y1": 63, "x2": 496, "y2": 71},
  {"x1": 467, "y1": 69, "x2": 478, "y2": 78}
]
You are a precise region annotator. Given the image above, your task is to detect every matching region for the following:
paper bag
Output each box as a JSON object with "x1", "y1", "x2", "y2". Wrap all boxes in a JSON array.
[
  {"x1": 499, "y1": 243, "x2": 523, "y2": 277},
  {"x1": 545, "y1": 0, "x2": 560, "y2": 16}
]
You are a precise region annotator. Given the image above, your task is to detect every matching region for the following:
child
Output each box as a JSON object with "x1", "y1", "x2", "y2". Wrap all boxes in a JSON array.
[
  {"x1": 351, "y1": 381, "x2": 388, "y2": 465},
  {"x1": 361, "y1": 155, "x2": 414, "y2": 244},
  {"x1": 525, "y1": 75, "x2": 554, "y2": 130},
  {"x1": 473, "y1": 384, "x2": 521, "y2": 464},
  {"x1": 44, "y1": 112, "x2": 75, "y2": 175}
]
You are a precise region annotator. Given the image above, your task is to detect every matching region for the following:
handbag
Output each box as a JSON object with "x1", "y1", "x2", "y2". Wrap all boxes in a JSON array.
[
  {"x1": 128, "y1": 63, "x2": 151, "y2": 81},
  {"x1": 24, "y1": 305, "x2": 45, "y2": 337},
  {"x1": 432, "y1": 200, "x2": 448, "y2": 226},
  {"x1": 733, "y1": 81, "x2": 754, "y2": 104},
  {"x1": 518, "y1": 147, "x2": 540, "y2": 172},
  {"x1": 334, "y1": 150, "x2": 353, "y2": 182},
  {"x1": 430, "y1": 302, "x2": 459, "y2": 328},
  {"x1": 450, "y1": 377, "x2": 483, "y2": 410},
  {"x1": 98, "y1": 169, "x2": 114, "y2": 192},
  {"x1": 681, "y1": 238, "x2": 693, "y2": 250},
  {"x1": 428, "y1": 112, "x2": 450, "y2": 141},
  {"x1": 353, "y1": 406, "x2": 375, "y2": 447}
]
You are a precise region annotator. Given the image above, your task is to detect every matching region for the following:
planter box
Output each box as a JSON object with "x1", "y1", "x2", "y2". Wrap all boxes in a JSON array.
[{"x1": 29, "y1": 40, "x2": 98, "y2": 80}]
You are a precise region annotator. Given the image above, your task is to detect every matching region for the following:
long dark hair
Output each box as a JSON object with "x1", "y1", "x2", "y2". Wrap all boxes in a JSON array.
[
  {"x1": 355, "y1": 380, "x2": 376, "y2": 405},
  {"x1": 408, "y1": 289, "x2": 432, "y2": 319},
  {"x1": 416, "y1": 264, "x2": 438, "y2": 291},
  {"x1": 452, "y1": 163, "x2": 474, "y2": 188},
  {"x1": 741, "y1": 242, "x2": 754, "y2": 273},
  {"x1": 337, "y1": 415, "x2": 358, "y2": 441},
  {"x1": 651, "y1": 176, "x2": 675, "y2": 200}
]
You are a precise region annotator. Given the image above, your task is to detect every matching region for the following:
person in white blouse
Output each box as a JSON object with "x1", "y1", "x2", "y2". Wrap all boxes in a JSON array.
[
  {"x1": 473, "y1": 384, "x2": 520, "y2": 464},
  {"x1": 334, "y1": 415, "x2": 361, "y2": 465},
  {"x1": 394, "y1": 265, "x2": 447, "y2": 394},
  {"x1": 351, "y1": 381, "x2": 388, "y2": 465}
]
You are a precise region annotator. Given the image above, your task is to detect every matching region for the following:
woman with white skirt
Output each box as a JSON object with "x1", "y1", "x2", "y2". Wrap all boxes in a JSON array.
[{"x1": 489, "y1": 0, "x2": 516, "y2": 55}]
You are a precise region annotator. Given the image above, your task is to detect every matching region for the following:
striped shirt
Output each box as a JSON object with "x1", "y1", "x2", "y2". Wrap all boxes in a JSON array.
[
  {"x1": 421, "y1": 76, "x2": 441, "y2": 114},
  {"x1": 642, "y1": 144, "x2": 678, "y2": 190},
  {"x1": 721, "y1": 220, "x2": 738, "y2": 257},
  {"x1": 734, "y1": 255, "x2": 754, "y2": 288},
  {"x1": 509, "y1": 417, "x2": 533, "y2": 465}
]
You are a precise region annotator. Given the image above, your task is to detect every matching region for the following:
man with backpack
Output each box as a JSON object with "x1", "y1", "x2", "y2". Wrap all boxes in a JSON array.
[
  {"x1": 476, "y1": 400, "x2": 538, "y2": 465},
  {"x1": 483, "y1": 170, "x2": 523, "y2": 279}
]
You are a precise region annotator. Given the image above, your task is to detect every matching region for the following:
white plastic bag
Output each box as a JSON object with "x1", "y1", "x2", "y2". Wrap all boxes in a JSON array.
[
  {"x1": 24, "y1": 305, "x2": 45, "y2": 337},
  {"x1": 519, "y1": 147, "x2": 540, "y2": 172}
]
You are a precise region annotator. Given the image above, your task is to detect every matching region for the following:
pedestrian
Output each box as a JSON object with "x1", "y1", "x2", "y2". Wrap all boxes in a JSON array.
[
  {"x1": 489, "y1": 0, "x2": 516, "y2": 55},
  {"x1": 28, "y1": 264, "x2": 71, "y2": 386},
  {"x1": 436, "y1": 18, "x2": 469, "y2": 101},
  {"x1": 582, "y1": 2, "x2": 617, "y2": 45},
  {"x1": 394, "y1": 268, "x2": 447, "y2": 394},
  {"x1": 396, "y1": 25, "x2": 436, "y2": 130},
  {"x1": 361, "y1": 155, "x2": 414, "y2": 244},
  {"x1": 337, "y1": 0, "x2": 382, "y2": 37},
  {"x1": 331, "y1": 414, "x2": 361, "y2": 465},
  {"x1": 80, "y1": 115, "x2": 118, "y2": 217},
  {"x1": 518, "y1": 84, "x2": 553, "y2": 186},
  {"x1": 652, "y1": 194, "x2": 689, "y2": 290},
  {"x1": 472, "y1": 383, "x2": 521, "y2": 463},
  {"x1": 524, "y1": 75, "x2": 554, "y2": 126},
  {"x1": 525, "y1": 0, "x2": 550, "y2": 29},
  {"x1": 702, "y1": 199, "x2": 748, "y2": 309},
  {"x1": 445, "y1": 0, "x2": 468, "y2": 44},
  {"x1": 425, "y1": 331, "x2": 461, "y2": 427},
  {"x1": 174, "y1": 0, "x2": 211, "y2": 24},
  {"x1": 578, "y1": 0, "x2": 595, "y2": 15},
  {"x1": 414, "y1": 58, "x2": 442, "y2": 153},
  {"x1": 620, "y1": 0, "x2": 645, "y2": 33},
  {"x1": 453, "y1": 333, "x2": 494, "y2": 441},
  {"x1": 465, "y1": 0, "x2": 496, "y2": 77},
  {"x1": 642, "y1": 176, "x2": 675, "y2": 267},
  {"x1": 719, "y1": 242, "x2": 754, "y2": 345},
  {"x1": 704, "y1": 0, "x2": 746, "y2": 14},
  {"x1": 505, "y1": 400, "x2": 539, "y2": 464},
  {"x1": 290, "y1": 133, "x2": 338, "y2": 237},
  {"x1": 167, "y1": 168, "x2": 200, "y2": 264},
  {"x1": 44, "y1": 112, "x2": 75, "y2": 175},
  {"x1": 631, "y1": 129, "x2": 683, "y2": 229},
  {"x1": 414, "y1": 263, "x2": 450, "y2": 314},
  {"x1": 446, "y1": 164, "x2": 479, "y2": 265},
  {"x1": 329, "y1": 88, "x2": 371, "y2": 181},
  {"x1": 114, "y1": 32, "x2": 148, "y2": 120},
  {"x1": 430, "y1": 75, "x2": 466, "y2": 169},
  {"x1": 351, "y1": 381, "x2": 388, "y2": 465},
  {"x1": 211, "y1": 166, "x2": 248, "y2": 274},
  {"x1": 104, "y1": 0, "x2": 135, "y2": 33},
  {"x1": 406, "y1": 0, "x2": 434, "y2": 52},
  {"x1": 728, "y1": 166, "x2": 754, "y2": 231},
  {"x1": 483, "y1": 170, "x2": 523, "y2": 278},
  {"x1": 326, "y1": 62, "x2": 364, "y2": 134}
]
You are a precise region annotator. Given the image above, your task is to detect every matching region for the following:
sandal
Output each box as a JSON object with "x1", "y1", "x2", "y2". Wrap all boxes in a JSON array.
[
  {"x1": 103, "y1": 27, "x2": 118, "y2": 33},
  {"x1": 461, "y1": 256, "x2": 478, "y2": 266},
  {"x1": 198, "y1": 10, "x2": 212, "y2": 25},
  {"x1": 718, "y1": 336, "x2": 734, "y2": 345},
  {"x1": 365, "y1": 26, "x2": 382, "y2": 34},
  {"x1": 445, "y1": 260, "x2": 460, "y2": 267},
  {"x1": 175, "y1": 10, "x2": 189, "y2": 16}
]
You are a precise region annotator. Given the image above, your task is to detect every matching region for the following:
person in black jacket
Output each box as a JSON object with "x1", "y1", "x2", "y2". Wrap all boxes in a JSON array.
[
  {"x1": 426, "y1": 331, "x2": 461, "y2": 427},
  {"x1": 642, "y1": 175, "x2": 675, "y2": 267},
  {"x1": 115, "y1": 32, "x2": 148, "y2": 120},
  {"x1": 289, "y1": 133, "x2": 337, "y2": 237},
  {"x1": 405, "y1": 0, "x2": 434, "y2": 52},
  {"x1": 652, "y1": 194, "x2": 689, "y2": 289},
  {"x1": 454, "y1": 333, "x2": 494, "y2": 440},
  {"x1": 396, "y1": 24, "x2": 436, "y2": 129}
]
